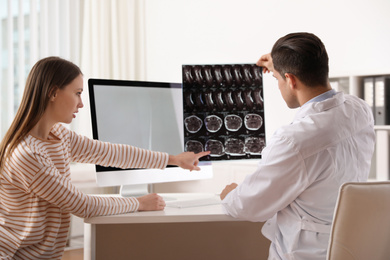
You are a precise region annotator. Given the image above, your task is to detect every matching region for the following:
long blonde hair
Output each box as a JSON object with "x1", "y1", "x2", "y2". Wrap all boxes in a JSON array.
[{"x1": 0, "y1": 57, "x2": 82, "y2": 171}]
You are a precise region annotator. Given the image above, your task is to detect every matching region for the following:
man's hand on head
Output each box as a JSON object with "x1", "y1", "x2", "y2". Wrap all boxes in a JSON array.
[{"x1": 256, "y1": 53, "x2": 274, "y2": 74}]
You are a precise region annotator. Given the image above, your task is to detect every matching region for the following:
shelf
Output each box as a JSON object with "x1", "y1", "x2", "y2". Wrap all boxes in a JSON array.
[{"x1": 374, "y1": 125, "x2": 390, "y2": 131}]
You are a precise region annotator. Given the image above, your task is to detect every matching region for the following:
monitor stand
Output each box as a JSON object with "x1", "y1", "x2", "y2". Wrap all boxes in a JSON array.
[
  {"x1": 120, "y1": 184, "x2": 178, "y2": 201},
  {"x1": 120, "y1": 184, "x2": 150, "y2": 197}
]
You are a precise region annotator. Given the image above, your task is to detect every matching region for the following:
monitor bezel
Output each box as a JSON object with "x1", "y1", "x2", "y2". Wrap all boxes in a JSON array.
[{"x1": 88, "y1": 78, "x2": 182, "y2": 173}]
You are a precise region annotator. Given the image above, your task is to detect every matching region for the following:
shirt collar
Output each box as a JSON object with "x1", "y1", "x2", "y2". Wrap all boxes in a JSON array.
[
  {"x1": 294, "y1": 90, "x2": 344, "y2": 122},
  {"x1": 302, "y1": 89, "x2": 337, "y2": 108}
]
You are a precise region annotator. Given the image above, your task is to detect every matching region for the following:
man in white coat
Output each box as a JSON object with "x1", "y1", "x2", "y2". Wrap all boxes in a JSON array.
[{"x1": 220, "y1": 32, "x2": 375, "y2": 260}]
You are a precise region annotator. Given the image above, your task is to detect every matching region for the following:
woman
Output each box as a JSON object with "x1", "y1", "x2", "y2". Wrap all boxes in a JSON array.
[{"x1": 0, "y1": 56, "x2": 209, "y2": 259}]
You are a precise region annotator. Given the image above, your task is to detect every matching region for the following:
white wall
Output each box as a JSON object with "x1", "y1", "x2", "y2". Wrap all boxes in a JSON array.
[{"x1": 143, "y1": 0, "x2": 390, "y2": 137}]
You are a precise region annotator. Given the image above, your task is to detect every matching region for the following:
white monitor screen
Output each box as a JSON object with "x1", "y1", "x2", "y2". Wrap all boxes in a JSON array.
[{"x1": 88, "y1": 79, "x2": 212, "y2": 188}]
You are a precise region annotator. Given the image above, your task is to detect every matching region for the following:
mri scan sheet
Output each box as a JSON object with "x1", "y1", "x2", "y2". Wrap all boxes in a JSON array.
[{"x1": 182, "y1": 64, "x2": 266, "y2": 161}]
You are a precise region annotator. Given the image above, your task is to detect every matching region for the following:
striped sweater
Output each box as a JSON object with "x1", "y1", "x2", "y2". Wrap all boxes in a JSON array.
[{"x1": 0, "y1": 123, "x2": 168, "y2": 259}]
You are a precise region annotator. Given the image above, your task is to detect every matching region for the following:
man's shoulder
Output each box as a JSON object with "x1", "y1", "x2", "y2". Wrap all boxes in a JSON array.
[{"x1": 343, "y1": 93, "x2": 371, "y2": 109}]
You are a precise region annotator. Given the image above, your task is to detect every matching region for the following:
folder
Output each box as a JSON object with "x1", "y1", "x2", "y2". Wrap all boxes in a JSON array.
[
  {"x1": 374, "y1": 77, "x2": 390, "y2": 125},
  {"x1": 364, "y1": 77, "x2": 374, "y2": 115}
]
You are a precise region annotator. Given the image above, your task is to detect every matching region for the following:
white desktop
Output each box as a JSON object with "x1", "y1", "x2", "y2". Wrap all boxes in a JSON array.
[{"x1": 88, "y1": 79, "x2": 214, "y2": 204}]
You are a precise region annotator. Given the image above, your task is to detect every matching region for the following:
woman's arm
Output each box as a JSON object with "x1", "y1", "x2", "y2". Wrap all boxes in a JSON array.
[{"x1": 66, "y1": 127, "x2": 209, "y2": 171}]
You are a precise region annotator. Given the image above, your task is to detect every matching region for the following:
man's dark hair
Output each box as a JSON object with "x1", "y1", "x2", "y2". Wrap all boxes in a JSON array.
[{"x1": 271, "y1": 32, "x2": 329, "y2": 87}]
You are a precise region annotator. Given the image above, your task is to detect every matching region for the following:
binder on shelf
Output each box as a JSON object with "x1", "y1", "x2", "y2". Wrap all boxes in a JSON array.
[
  {"x1": 363, "y1": 76, "x2": 390, "y2": 125},
  {"x1": 364, "y1": 77, "x2": 374, "y2": 114},
  {"x1": 374, "y1": 77, "x2": 390, "y2": 125}
]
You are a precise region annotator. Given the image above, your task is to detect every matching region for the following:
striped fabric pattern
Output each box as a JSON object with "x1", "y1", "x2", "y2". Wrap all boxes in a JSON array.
[{"x1": 0, "y1": 124, "x2": 168, "y2": 259}]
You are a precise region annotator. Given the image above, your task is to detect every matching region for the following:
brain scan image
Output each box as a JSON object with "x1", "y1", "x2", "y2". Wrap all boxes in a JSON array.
[
  {"x1": 204, "y1": 115, "x2": 223, "y2": 133},
  {"x1": 205, "y1": 139, "x2": 225, "y2": 157},
  {"x1": 214, "y1": 90, "x2": 224, "y2": 110},
  {"x1": 243, "y1": 89, "x2": 254, "y2": 110},
  {"x1": 224, "y1": 115, "x2": 242, "y2": 131},
  {"x1": 203, "y1": 65, "x2": 214, "y2": 87},
  {"x1": 251, "y1": 66, "x2": 262, "y2": 85},
  {"x1": 184, "y1": 115, "x2": 203, "y2": 133},
  {"x1": 225, "y1": 138, "x2": 245, "y2": 156},
  {"x1": 233, "y1": 90, "x2": 244, "y2": 110},
  {"x1": 185, "y1": 140, "x2": 204, "y2": 154},
  {"x1": 194, "y1": 91, "x2": 205, "y2": 109},
  {"x1": 242, "y1": 65, "x2": 253, "y2": 86},
  {"x1": 223, "y1": 90, "x2": 235, "y2": 110},
  {"x1": 222, "y1": 65, "x2": 233, "y2": 86},
  {"x1": 183, "y1": 66, "x2": 194, "y2": 85},
  {"x1": 184, "y1": 91, "x2": 195, "y2": 109},
  {"x1": 232, "y1": 65, "x2": 243, "y2": 87},
  {"x1": 244, "y1": 113, "x2": 263, "y2": 131},
  {"x1": 213, "y1": 65, "x2": 223, "y2": 86},
  {"x1": 193, "y1": 65, "x2": 204, "y2": 86},
  {"x1": 245, "y1": 137, "x2": 266, "y2": 155},
  {"x1": 253, "y1": 88, "x2": 264, "y2": 108},
  {"x1": 204, "y1": 90, "x2": 215, "y2": 110},
  {"x1": 182, "y1": 63, "x2": 265, "y2": 161}
]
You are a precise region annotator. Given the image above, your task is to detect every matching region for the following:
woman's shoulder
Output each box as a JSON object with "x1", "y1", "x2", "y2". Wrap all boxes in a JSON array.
[
  {"x1": 23, "y1": 125, "x2": 69, "y2": 158},
  {"x1": 50, "y1": 123, "x2": 74, "y2": 142},
  {"x1": 51, "y1": 123, "x2": 70, "y2": 135},
  {"x1": 6, "y1": 137, "x2": 47, "y2": 175}
]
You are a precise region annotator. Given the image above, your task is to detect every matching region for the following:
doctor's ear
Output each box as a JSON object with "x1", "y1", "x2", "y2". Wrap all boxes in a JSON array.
[{"x1": 285, "y1": 73, "x2": 297, "y2": 89}]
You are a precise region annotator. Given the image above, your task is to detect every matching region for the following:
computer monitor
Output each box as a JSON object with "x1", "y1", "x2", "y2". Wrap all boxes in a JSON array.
[{"x1": 88, "y1": 79, "x2": 213, "y2": 197}]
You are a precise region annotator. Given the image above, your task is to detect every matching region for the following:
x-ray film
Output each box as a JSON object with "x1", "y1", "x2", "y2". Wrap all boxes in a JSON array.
[{"x1": 182, "y1": 64, "x2": 266, "y2": 161}]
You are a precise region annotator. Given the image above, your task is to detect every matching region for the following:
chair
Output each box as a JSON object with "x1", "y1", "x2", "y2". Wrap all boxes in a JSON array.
[{"x1": 327, "y1": 181, "x2": 390, "y2": 260}]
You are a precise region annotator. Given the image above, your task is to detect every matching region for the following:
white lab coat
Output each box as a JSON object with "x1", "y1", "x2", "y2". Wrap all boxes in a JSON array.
[{"x1": 222, "y1": 92, "x2": 375, "y2": 260}]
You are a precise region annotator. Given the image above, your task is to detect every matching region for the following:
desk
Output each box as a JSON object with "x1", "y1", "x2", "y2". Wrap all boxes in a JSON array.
[{"x1": 84, "y1": 194, "x2": 270, "y2": 260}]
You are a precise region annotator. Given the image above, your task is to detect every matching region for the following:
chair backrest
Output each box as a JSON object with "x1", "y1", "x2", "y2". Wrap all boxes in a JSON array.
[{"x1": 327, "y1": 181, "x2": 390, "y2": 260}]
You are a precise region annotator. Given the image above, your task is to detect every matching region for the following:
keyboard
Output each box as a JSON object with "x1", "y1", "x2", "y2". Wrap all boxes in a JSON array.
[{"x1": 165, "y1": 195, "x2": 221, "y2": 208}]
